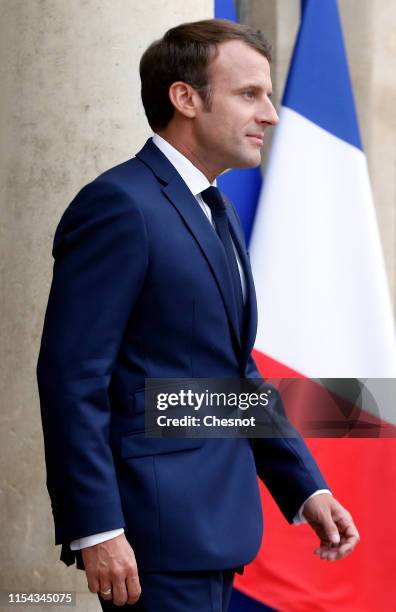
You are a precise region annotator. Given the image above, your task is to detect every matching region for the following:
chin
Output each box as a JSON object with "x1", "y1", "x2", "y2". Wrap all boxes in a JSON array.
[
  {"x1": 235, "y1": 155, "x2": 261, "y2": 169},
  {"x1": 242, "y1": 147, "x2": 262, "y2": 167}
]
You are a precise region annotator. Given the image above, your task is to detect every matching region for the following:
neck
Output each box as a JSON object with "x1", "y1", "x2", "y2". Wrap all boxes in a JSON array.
[{"x1": 156, "y1": 129, "x2": 219, "y2": 183}]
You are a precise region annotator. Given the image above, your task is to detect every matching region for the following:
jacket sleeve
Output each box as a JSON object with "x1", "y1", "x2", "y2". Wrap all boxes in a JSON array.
[
  {"x1": 245, "y1": 354, "x2": 329, "y2": 523},
  {"x1": 37, "y1": 180, "x2": 149, "y2": 544}
]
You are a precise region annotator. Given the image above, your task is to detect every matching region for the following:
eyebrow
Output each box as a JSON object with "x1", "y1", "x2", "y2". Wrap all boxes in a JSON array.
[{"x1": 233, "y1": 84, "x2": 273, "y2": 97}]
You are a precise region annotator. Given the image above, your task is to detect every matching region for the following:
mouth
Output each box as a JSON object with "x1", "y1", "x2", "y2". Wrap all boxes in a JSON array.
[{"x1": 246, "y1": 134, "x2": 264, "y2": 146}]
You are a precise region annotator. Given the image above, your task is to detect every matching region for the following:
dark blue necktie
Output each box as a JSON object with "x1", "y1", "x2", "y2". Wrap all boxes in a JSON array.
[{"x1": 201, "y1": 186, "x2": 244, "y2": 338}]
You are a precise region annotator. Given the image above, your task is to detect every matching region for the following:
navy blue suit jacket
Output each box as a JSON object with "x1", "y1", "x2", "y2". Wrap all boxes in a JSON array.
[{"x1": 37, "y1": 138, "x2": 328, "y2": 572}]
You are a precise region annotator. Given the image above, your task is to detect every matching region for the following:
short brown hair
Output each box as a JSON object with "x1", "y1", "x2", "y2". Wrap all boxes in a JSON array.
[{"x1": 139, "y1": 18, "x2": 272, "y2": 131}]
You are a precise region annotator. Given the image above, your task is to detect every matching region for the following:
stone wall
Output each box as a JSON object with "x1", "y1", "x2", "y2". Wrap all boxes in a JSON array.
[{"x1": 0, "y1": 2, "x2": 212, "y2": 609}]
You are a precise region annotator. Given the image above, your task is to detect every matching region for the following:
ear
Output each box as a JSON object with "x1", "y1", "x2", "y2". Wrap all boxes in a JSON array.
[{"x1": 168, "y1": 81, "x2": 201, "y2": 119}]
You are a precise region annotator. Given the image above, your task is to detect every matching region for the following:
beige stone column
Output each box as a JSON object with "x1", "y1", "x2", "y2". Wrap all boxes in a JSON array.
[
  {"x1": 339, "y1": 0, "x2": 396, "y2": 308},
  {"x1": 0, "y1": 1, "x2": 211, "y2": 609}
]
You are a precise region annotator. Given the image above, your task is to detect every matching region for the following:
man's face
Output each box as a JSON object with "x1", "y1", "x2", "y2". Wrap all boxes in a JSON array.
[{"x1": 193, "y1": 40, "x2": 279, "y2": 175}]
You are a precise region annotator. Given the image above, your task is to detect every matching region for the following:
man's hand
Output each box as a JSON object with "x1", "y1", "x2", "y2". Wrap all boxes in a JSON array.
[
  {"x1": 82, "y1": 533, "x2": 141, "y2": 606},
  {"x1": 303, "y1": 494, "x2": 360, "y2": 561}
]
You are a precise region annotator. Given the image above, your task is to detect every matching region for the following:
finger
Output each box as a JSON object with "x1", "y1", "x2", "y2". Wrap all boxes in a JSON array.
[
  {"x1": 315, "y1": 542, "x2": 343, "y2": 554},
  {"x1": 85, "y1": 571, "x2": 100, "y2": 595},
  {"x1": 339, "y1": 521, "x2": 360, "y2": 544},
  {"x1": 310, "y1": 512, "x2": 341, "y2": 547},
  {"x1": 333, "y1": 508, "x2": 360, "y2": 536},
  {"x1": 126, "y1": 573, "x2": 142, "y2": 605},
  {"x1": 321, "y1": 514, "x2": 341, "y2": 546},
  {"x1": 98, "y1": 569, "x2": 114, "y2": 601},
  {"x1": 317, "y1": 530, "x2": 346, "y2": 548},
  {"x1": 314, "y1": 544, "x2": 337, "y2": 557},
  {"x1": 318, "y1": 548, "x2": 333, "y2": 561},
  {"x1": 315, "y1": 540, "x2": 355, "y2": 561},
  {"x1": 336, "y1": 543, "x2": 355, "y2": 559},
  {"x1": 112, "y1": 579, "x2": 128, "y2": 607},
  {"x1": 334, "y1": 519, "x2": 360, "y2": 552},
  {"x1": 99, "y1": 582, "x2": 113, "y2": 601},
  {"x1": 342, "y1": 531, "x2": 360, "y2": 549},
  {"x1": 321, "y1": 547, "x2": 351, "y2": 561}
]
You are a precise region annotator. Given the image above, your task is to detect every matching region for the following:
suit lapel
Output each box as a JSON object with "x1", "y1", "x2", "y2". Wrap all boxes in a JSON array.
[
  {"x1": 227, "y1": 210, "x2": 258, "y2": 366},
  {"x1": 136, "y1": 139, "x2": 241, "y2": 350}
]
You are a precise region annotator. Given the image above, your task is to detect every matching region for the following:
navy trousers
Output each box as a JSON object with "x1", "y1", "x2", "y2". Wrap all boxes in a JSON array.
[{"x1": 98, "y1": 569, "x2": 235, "y2": 611}]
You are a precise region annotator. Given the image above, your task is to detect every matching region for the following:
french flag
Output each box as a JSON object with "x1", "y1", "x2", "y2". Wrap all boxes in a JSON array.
[{"x1": 221, "y1": 0, "x2": 396, "y2": 610}]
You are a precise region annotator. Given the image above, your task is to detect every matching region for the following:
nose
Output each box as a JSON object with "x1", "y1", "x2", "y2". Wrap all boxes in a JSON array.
[{"x1": 257, "y1": 99, "x2": 279, "y2": 126}]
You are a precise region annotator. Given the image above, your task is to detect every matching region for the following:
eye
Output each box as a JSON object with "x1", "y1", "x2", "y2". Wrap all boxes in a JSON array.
[{"x1": 243, "y1": 90, "x2": 255, "y2": 99}]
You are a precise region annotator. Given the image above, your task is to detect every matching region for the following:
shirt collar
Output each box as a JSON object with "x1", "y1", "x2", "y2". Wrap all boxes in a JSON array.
[{"x1": 152, "y1": 133, "x2": 216, "y2": 196}]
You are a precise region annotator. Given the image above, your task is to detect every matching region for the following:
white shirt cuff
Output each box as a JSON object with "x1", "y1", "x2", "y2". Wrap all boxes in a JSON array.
[
  {"x1": 70, "y1": 528, "x2": 125, "y2": 550},
  {"x1": 293, "y1": 489, "x2": 332, "y2": 525}
]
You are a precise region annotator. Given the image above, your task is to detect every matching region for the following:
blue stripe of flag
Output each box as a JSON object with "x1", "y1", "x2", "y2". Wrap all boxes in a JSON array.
[
  {"x1": 283, "y1": 0, "x2": 362, "y2": 150},
  {"x1": 214, "y1": 0, "x2": 237, "y2": 21}
]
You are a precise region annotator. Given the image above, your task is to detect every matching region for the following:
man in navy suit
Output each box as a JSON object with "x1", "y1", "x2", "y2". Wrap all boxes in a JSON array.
[{"x1": 37, "y1": 19, "x2": 359, "y2": 611}]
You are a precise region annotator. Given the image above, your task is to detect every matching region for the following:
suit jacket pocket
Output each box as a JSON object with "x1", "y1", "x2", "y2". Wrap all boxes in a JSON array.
[{"x1": 131, "y1": 388, "x2": 146, "y2": 414}]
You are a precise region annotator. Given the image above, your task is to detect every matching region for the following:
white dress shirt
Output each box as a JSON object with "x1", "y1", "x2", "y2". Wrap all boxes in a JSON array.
[{"x1": 70, "y1": 135, "x2": 330, "y2": 551}]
